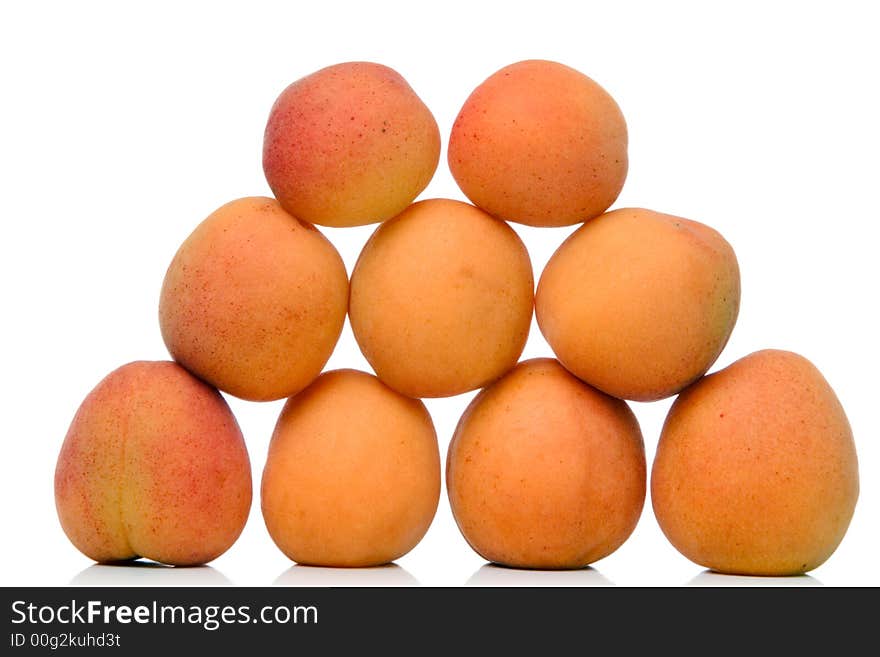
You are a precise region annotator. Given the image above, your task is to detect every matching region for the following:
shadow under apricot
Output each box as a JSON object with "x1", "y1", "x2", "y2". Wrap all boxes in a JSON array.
[
  {"x1": 70, "y1": 561, "x2": 232, "y2": 586},
  {"x1": 687, "y1": 570, "x2": 823, "y2": 587},
  {"x1": 273, "y1": 563, "x2": 420, "y2": 587},
  {"x1": 466, "y1": 563, "x2": 614, "y2": 587}
]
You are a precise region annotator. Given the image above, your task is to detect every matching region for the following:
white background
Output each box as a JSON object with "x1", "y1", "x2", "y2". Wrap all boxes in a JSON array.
[{"x1": 2, "y1": 0, "x2": 878, "y2": 587}]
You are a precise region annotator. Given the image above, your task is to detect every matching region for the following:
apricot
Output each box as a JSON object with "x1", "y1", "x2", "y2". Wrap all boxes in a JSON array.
[
  {"x1": 447, "y1": 358, "x2": 646, "y2": 569},
  {"x1": 448, "y1": 59, "x2": 627, "y2": 227},
  {"x1": 349, "y1": 198, "x2": 534, "y2": 398},
  {"x1": 263, "y1": 61, "x2": 440, "y2": 227},
  {"x1": 54, "y1": 361, "x2": 252, "y2": 566},
  {"x1": 261, "y1": 369, "x2": 440, "y2": 567},
  {"x1": 159, "y1": 196, "x2": 348, "y2": 402},
  {"x1": 536, "y1": 207, "x2": 740, "y2": 401},
  {"x1": 651, "y1": 349, "x2": 859, "y2": 576}
]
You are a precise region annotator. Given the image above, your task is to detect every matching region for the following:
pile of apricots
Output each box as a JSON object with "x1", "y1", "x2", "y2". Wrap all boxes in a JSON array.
[{"x1": 55, "y1": 60, "x2": 858, "y2": 576}]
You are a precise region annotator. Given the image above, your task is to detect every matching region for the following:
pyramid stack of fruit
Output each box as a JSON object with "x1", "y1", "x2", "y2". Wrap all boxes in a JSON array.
[{"x1": 55, "y1": 60, "x2": 858, "y2": 577}]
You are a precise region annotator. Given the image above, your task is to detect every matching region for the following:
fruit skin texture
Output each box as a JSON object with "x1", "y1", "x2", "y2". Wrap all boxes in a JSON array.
[
  {"x1": 159, "y1": 196, "x2": 348, "y2": 402},
  {"x1": 263, "y1": 61, "x2": 441, "y2": 227},
  {"x1": 54, "y1": 361, "x2": 252, "y2": 566},
  {"x1": 651, "y1": 349, "x2": 859, "y2": 576},
  {"x1": 261, "y1": 369, "x2": 440, "y2": 567},
  {"x1": 536, "y1": 207, "x2": 740, "y2": 402},
  {"x1": 446, "y1": 358, "x2": 646, "y2": 569},
  {"x1": 349, "y1": 198, "x2": 534, "y2": 398},
  {"x1": 448, "y1": 59, "x2": 627, "y2": 227}
]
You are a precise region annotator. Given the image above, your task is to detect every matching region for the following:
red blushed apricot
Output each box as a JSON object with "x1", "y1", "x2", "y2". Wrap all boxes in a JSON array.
[
  {"x1": 54, "y1": 361, "x2": 252, "y2": 566},
  {"x1": 447, "y1": 358, "x2": 646, "y2": 569},
  {"x1": 651, "y1": 350, "x2": 859, "y2": 576},
  {"x1": 159, "y1": 196, "x2": 348, "y2": 402},
  {"x1": 449, "y1": 59, "x2": 627, "y2": 227},
  {"x1": 263, "y1": 61, "x2": 440, "y2": 227}
]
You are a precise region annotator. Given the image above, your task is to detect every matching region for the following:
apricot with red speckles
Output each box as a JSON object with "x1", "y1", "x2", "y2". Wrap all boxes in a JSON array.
[
  {"x1": 159, "y1": 196, "x2": 348, "y2": 402},
  {"x1": 651, "y1": 349, "x2": 859, "y2": 575},
  {"x1": 54, "y1": 361, "x2": 252, "y2": 566},
  {"x1": 263, "y1": 61, "x2": 440, "y2": 227},
  {"x1": 449, "y1": 59, "x2": 627, "y2": 227}
]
